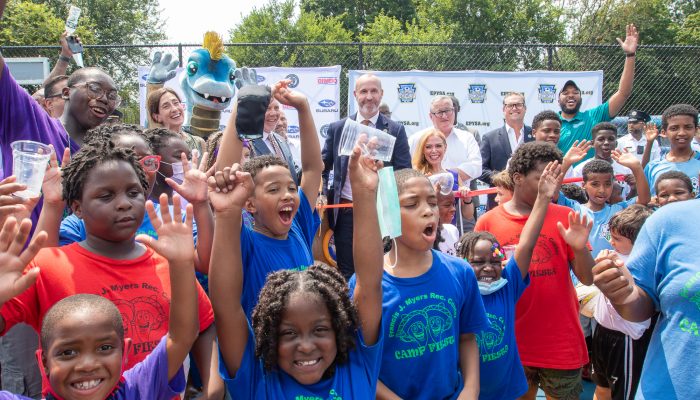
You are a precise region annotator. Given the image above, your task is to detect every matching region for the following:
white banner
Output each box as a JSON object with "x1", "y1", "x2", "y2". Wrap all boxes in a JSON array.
[
  {"x1": 138, "y1": 65, "x2": 342, "y2": 144},
  {"x1": 347, "y1": 70, "x2": 604, "y2": 138}
]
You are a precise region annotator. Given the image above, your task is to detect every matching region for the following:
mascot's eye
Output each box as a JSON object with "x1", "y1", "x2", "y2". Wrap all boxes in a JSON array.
[
  {"x1": 187, "y1": 61, "x2": 198, "y2": 76},
  {"x1": 229, "y1": 69, "x2": 236, "y2": 83}
]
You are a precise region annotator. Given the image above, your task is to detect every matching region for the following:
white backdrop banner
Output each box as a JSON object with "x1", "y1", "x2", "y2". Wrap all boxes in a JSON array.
[
  {"x1": 347, "y1": 70, "x2": 604, "y2": 138},
  {"x1": 138, "y1": 65, "x2": 342, "y2": 144}
]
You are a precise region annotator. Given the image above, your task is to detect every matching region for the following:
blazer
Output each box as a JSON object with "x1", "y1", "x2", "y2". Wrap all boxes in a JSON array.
[
  {"x1": 321, "y1": 113, "x2": 412, "y2": 228},
  {"x1": 251, "y1": 133, "x2": 301, "y2": 185},
  {"x1": 479, "y1": 125, "x2": 534, "y2": 185}
]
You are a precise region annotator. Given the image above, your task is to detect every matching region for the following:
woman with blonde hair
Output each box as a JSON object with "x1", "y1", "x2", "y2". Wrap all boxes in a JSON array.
[{"x1": 412, "y1": 128, "x2": 460, "y2": 190}]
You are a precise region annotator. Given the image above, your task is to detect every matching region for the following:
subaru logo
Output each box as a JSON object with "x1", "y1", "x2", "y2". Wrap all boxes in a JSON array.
[
  {"x1": 141, "y1": 74, "x2": 148, "y2": 81},
  {"x1": 318, "y1": 99, "x2": 336, "y2": 108},
  {"x1": 256, "y1": 74, "x2": 266, "y2": 83},
  {"x1": 285, "y1": 74, "x2": 300, "y2": 88}
]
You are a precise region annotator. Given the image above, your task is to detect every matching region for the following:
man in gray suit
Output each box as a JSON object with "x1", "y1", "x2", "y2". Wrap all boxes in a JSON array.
[{"x1": 251, "y1": 98, "x2": 301, "y2": 184}]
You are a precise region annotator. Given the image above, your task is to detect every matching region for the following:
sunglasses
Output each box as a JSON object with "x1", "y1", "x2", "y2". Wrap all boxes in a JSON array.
[{"x1": 139, "y1": 155, "x2": 161, "y2": 172}]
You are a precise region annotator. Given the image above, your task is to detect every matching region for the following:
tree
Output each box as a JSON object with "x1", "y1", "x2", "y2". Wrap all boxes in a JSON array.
[{"x1": 301, "y1": 0, "x2": 417, "y2": 38}]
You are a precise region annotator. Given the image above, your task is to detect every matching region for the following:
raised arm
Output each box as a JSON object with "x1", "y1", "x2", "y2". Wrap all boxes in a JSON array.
[
  {"x1": 348, "y1": 146, "x2": 383, "y2": 345},
  {"x1": 608, "y1": 24, "x2": 638, "y2": 117},
  {"x1": 555, "y1": 140, "x2": 592, "y2": 202},
  {"x1": 33, "y1": 147, "x2": 70, "y2": 246},
  {"x1": 641, "y1": 122, "x2": 659, "y2": 169},
  {"x1": 515, "y1": 161, "x2": 561, "y2": 278},
  {"x1": 558, "y1": 211, "x2": 595, "y2": 285},
  {"x1": 612, "y1": 149, "x2": 650, "y2": 205},
  {"x1": 135, "y1": 194, "x2": 198, "y2": 381},
  {"x1": 272, "y1": 80, "x2": 322, "y2": 206},
  {"x1": 44, "y1": 32, "x2": 76, "y2": 83},
  {"x1": 214, "y1": 105, "x2": 243, "y2": 171},
  {"x1": 207, "y1": 164, "x2": 254, "y2": 376}
]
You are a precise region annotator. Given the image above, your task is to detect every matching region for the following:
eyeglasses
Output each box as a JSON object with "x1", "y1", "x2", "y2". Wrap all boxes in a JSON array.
[
  {"x1": 139, "y1": 155, "x2": 161, "y2": 172},
  {"x1": 431, "y1": 108, "x2": 454, "y2": 118},
  {"x1": 504, "y1": 103, "x2": 525, "y2": 110},
  {"x1": 71, "y1": 82, "x2": 121, "y2": 107}
]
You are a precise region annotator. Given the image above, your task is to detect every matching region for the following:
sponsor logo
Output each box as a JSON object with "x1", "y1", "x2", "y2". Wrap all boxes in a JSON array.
[
  {"x1": 318, "y1": 99, "x2": 336, "y2": 108},
  {"x1": 397, "y1": 83, "x2": 417, "y2": 103},
  {"x1": 317, "y1": 77, "x2": 338, "y2": 85},
  {"x1": 285, "y1": 74, "x2": 300, "y2": 88},
  {"x1": 538, "y1": 84, "x2": 556, "y2": 103},
  {"x1": 464, "y1": 121, "x2": 491, "y2": 127},
  {"x1": 256, "y1": 74, "x2": 266, "y2": 83},
  {"x1": 288, "y1": 125, "x2": 300, "y2": 134},
  {"x1": 140, "y1": 74, "x2": 148, "y2": 82},
  {"x1": 397, "y1": 121, "x2": 420, "y2": 127},
  {"x1": 429, "y1": 90, "x2": 455, "y2": 96},
  {"x1": 320, "y1": 124, "x2": 330, "y2": 138},
  {"x1": 468, "y1": 84, "x2": 487, "y2": 103}
]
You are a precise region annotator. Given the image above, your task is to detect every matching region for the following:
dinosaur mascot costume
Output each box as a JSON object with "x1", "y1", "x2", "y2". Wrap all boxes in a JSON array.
[{"x1": 146, "y1": 31, "x2": 237, "y2": 139}]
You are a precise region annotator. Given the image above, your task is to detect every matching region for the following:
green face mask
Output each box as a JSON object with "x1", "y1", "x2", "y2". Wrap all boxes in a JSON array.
[{"x1": 376, "y1": 166, "x2": 402, "y2": 240}]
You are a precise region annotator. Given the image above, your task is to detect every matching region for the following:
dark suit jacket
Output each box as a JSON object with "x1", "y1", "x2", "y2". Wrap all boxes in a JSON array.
[
  {"x1": 479, "y1": 125, "x2": 534, "y2": 185},
  {"x1": 251, "y1": 133, "x2": 301, "y2": 185},
  {"x1": 322, "y1": 113, "x2": 411, "y2": 228}
]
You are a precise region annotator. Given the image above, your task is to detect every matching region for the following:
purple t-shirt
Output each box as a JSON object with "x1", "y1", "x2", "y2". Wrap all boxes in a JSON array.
[
  {"x1": 0, "y1": 336, "x2": 185, "y2": 400},
  {"x1": 0, "y1": 64, "x2": 79, "y2": 226}
]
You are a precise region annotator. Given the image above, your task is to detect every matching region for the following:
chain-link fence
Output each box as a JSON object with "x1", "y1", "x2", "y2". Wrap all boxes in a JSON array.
[{"x1": 3, "y1": 42, "x2": 700, "y2": 123}]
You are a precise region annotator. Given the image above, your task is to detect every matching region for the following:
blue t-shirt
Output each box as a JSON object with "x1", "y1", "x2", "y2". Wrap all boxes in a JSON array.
[
  {"x1": 478, "y1": 258, "x2": 530, "y2": 400},
  {"x1": 558, "y1": 195, "x2": 632, "y2": 257},
  {"x1": 626, "y1": 199, "x2": 700, "y2": 399},
  {"x1": 350, "y1": 250, "x2": 489, "y2": 400},
  {"x1": 558, "y1": 102, "x2": 610, "y2": 163},
  {"x1": 240, "y1": 188, "x2": 320, "y2": 317},
  {"x1": 644, "y1": 152, "x2": 700, "y2": 195},
  {"x1": 219, "y1": 322, "x2": 383, "y2": 400}
]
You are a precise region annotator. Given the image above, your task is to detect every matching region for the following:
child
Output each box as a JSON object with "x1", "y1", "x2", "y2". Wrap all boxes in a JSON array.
[
  {"x1": 0, "y1": 201, "x2": 199, "y2": 399},
  {"x1": 644, "y1": 104, "x2": 700, "y2": 194},
  {"x1": 363, "y1": 168, "x2": 488, "y2": 400},
  {"x1": 491, "y1": 170, "x2": 513, "y2": 205},
  {"x1": 475, "y1": 141, "x2": 595, "y2": 400},
  {"x1": 0, "y1": 142, "x2": 215, "y2": 374},
  {"x1": 213, "y1": 80, "x2": 323, "y2": 318},
  {"x1": 208, "y1": 143, "x2": 384, "y2": 398},
  {"x1": 436, "y1": 188, "x2": 459, "y2": 256},
  {"x1": 531, "y1": 110, "x2": 562, "y2": 145},
  {"x1": 558, "y1": 152, "x2": 650, "y2": 257},
  {"x1": 653, "y1": 170, "x2": 695, "y2": 207},
  {"x1": 459, "y1": 161, "x2": 590, "y2": 400},
  {"x1": 561, "y1": 183, "x2": 588, "y2": 204}
]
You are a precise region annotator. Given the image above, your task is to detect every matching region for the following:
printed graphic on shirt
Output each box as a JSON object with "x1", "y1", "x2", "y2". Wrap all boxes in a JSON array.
[
  {"x1": 477, "y1": 312, "x2": 508, "y2": 363},
  {"x1": 389, "y1": 293, "x2": 457, "y2": 360},
  {"x1": 501, "y1": 234, "x2": 563, "y2": 279},
  {"x1": 294, "y1": 389, "x2": 342, "y2": 400},
  {"x1": 679, "y1": 271, "x2": 700, "y2": 337},
  {"x1": 599, "y1": 223, "x2": 611, "y2": 242}
]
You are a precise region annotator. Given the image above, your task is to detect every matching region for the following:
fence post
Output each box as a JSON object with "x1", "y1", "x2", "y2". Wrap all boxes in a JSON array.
[
  {"x1": 547, "y1": 45, "x2": 553, "y2": 70},
  {"x1": 358, "y1": 43, "x2": 364, "y2": 69},
  {"x1": 178, "y1": 44, "x2": 183, "y2": 67}
]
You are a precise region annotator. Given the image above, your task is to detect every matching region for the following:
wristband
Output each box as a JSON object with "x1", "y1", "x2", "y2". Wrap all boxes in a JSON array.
[
  {"x1": 462, "y1": 199, "x2": 473, "y2": 205},
  {"x1": 625, "y1": 53, "x2": 636, "y2": 58},
  {"x1": 59, "y1": 54, "x2": 71, "y2": 63}
]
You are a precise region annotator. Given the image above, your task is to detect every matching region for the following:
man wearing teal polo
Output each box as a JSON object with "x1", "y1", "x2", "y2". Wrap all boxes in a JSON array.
[{"x1": 558, "y1": 24, "x2": 639, "y2": 160}]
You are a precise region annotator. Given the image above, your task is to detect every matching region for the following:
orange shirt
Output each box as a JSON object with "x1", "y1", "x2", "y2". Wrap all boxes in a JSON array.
[
  {"x1": 0, "y1": 243, "x2": 214, "y2": 369},
  {"x1": 475, "y1": 204, "x2": 588, "y2": 369}
]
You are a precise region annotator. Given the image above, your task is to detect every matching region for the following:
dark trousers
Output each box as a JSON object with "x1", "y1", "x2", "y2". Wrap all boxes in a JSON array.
[{"x1": 334, "y1": 207, "x2": 355, "y2": 280}]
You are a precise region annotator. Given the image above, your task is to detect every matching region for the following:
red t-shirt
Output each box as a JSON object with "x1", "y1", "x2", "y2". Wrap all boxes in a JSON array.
[
  {"x1": 475, "y1": 204, "x2": 588, "y2": 369},
  {"x1": 0, "y1": 243, "x2": 214, "y2": 369}
]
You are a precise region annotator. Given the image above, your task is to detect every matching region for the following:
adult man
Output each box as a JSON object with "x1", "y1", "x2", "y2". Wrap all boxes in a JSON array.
[
  {"x1": 274, "y1": 110, "x2": 301, "y2": 168},
  {"x1": 480, "y1": 92, "x2": 534, "y2": 208},
  {"x1": 450, "y1": 95, "x2": 481, "y2": 145},
  {"x1": 379, "y1": 102, "x2": 391, "y2": 119},
  {"x1": 42, "y1": 75, "x2": 69, "y2": 118},
  {"x1": 409, "y1": 95, "x2": 482, "y2": 184},
  {"x1": 616, "y1": 109, "x2": 660, "y2": 163},
  {"x1": 322, "y1": 73, "x2": 411, "y2": 279},
  {"x1": 250, "y1": 97, "x2": 300, "y2": 184},
  {"x1": 558, "y1": 24, "x2": 639, "y2": 160}
]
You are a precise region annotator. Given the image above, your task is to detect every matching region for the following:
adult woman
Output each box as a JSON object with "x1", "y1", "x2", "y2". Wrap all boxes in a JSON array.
[
  {"x1": 412, "y1": 128, "x2": 460, "y2": 191},
  {"x1": 147, "y1": 87, "x2": 206, "y2": 154}
]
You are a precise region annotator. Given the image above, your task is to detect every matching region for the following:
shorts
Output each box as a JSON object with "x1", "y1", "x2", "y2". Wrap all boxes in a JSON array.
[
  {"x1": 523, "y1": 366, "x2": 582, "y2": 400},
  {"x1": 591, "y1": 321, "x2": 654, "y2": 400}
]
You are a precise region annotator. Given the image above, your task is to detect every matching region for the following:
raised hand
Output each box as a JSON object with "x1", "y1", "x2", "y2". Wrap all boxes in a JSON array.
[
  {"x1": 557, "y1": 211, "x2": 592, "y2": 251},
  {"x1": 617, "y1": 24, "x2": 639, "y2": 55},
  {"x1": 272, "y1": 79, "x2": 308, "y2": 109},
  {"x1": 207, "y1": 164, "x2": 255, "y2": 213},
  {"x1": 41, "y1": 146, "x2": 70, "y2": 206},
  {"x1": 233, "y1": 67, "x2": 259, "y2": 90},
  {"x1": 59, "y1": 31, "x2": 79, "y2": 58},
  {"x1": 167, "y1": 151, "x2": 209, "y2": 205},
  {"x1": 457, "y1": 186, "x2": 473, "y2": 203},
  {"x1": 644, "y1": 122, "x2": 658, "y2": 143},
  {"x1": 592, "y1": 251, "x2": 635, "y2": 305},
  {"x1": 0, "y1": 218, "x2": 46, "y2": 305},
  {"x1": 0, "y1": 177, "x2": 29, "y2": 227},
  {"x1": 563, "y1": 140, "x2": 592, "y2": 166},
  {"x1": 135, "y1": 194, "x2": 194, "y2": 265},
  {"x1": 538, "y1": 160, "x2": 562, "y2": 199},
  {"x1": 348, "y1": 143, "x2": 382, "y2": 193},
  {"x1": 612, "y1": 149, "x2": 641, "y2": 169},
  {"x1": 147, "y1": 51, "x2": 179, "y2": 84}
]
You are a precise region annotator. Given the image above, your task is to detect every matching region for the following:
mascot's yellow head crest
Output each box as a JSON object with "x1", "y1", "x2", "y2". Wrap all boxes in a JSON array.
[{"x1": 202, "y1": 31, "x2": 224, "y2": 61}]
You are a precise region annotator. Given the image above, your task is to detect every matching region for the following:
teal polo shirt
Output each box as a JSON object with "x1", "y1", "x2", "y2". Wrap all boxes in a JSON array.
[{"x1": 558, "y1": 102, "x2": 611, "y2": 163}]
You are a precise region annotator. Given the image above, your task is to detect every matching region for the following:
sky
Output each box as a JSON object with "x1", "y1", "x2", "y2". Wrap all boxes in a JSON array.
[{"x1": 158, "y1": 0, "x2": 267, "y2": 43}]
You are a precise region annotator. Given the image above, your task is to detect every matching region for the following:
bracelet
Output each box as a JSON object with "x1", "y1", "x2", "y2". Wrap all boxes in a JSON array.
[
  {"x1": 462, "y1": 199, "x2": 473, "y2": 205},
  {"x1": 59, "y1": 54, "x2": 71, "y2": 63},
  {"x1": 626, "y1": 53, "x2": 636, "y2": 58}
]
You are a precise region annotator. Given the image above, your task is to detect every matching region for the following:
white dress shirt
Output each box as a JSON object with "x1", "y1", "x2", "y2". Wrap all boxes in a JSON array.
[
  {"x1": 409, "y1": 127, "x2": 482, "y2": 182},
  {"x1": 616, "y1": 134, "x2": 661, "y2": 163},
  {"x1": 506, "y1": 123, "x2": 525, "y2": 153},
  {"x1": 340, "y1": 113, "x2": 380, "y2": 200}
]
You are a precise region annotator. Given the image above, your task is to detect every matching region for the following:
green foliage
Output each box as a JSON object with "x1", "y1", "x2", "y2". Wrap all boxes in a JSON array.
[
  {"x1": 677, "y1": 11, "x2": 700, "y2": 44},
  {"x1": 301, "y1": 0, "x2": 417, "y2": 38}
]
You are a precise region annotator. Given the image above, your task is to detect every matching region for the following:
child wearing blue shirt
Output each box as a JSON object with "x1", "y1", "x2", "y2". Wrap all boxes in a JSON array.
[
  {"x1": 360, "y1": 168, "x2": 488, "y2": 400},
  {"x1": 209, "y1": 142, "x2": 385, "y2": 399},
  {"x1": 457, "y1": 161, "x2": 585, "y2": 400}
]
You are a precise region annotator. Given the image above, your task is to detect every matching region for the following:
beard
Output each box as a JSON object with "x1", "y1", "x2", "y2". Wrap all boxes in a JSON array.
[{"x1": 559, "y1": 98, "x2": 582, "y2": 115}]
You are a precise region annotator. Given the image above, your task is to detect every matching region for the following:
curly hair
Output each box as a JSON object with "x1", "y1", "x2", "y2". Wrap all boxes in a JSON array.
[
  {"x1": 62, "y1": 141, "x2": 148, "y2": 203},
  {"x1": 561, "y1": 183, "x2": 588, "y2": 204},
  {"x1": 582, "y1": 159, "x2": 614, "y2": 182},
  {"x1": 456, "y1": 231, "x2": 500, "y2": 262},
  {"x1": 508, "y1": 141, "x2": 562, "y2": 179},
  {"x1": 411, "y1": 129, "x2": 447, "y2": 175},
  {"x1": 531, "y1": 110, "x2": 561, "y2": 131},
  {"x1": 655, "y1": 170, "x2": 694, "y2": 193},
  {"x1": 608, "y1": 204, "x2": 653, "y2": 243},
  {"x1": 251, "y1": 264, "x2": 359, "y2": 376},
  {"x1": 84, "y1": 123, "x2": 145, "y2": 146},
  {"x1": 661, "y1": 104, "x2": 698, "y2": 130},
  {"x1": 242, "y1": 154, "x2": 289, "y2": 180},
  {"x1": 394, "y1": 168, "x2": 429, "y2": 194},
  {"x1": 144, "y1": 127, "x2": 184, "y2": 156},
  {"x1": 591, "y1": 122, "x2": 618, "y2": 139},
  {"x1": 205, "y1": 131, "x2": 224, "y2": 170}
]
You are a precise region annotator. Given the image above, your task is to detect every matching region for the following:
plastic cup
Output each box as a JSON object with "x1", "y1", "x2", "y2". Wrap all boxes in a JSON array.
[
  {"x1": 428, "y1": 172, "x2": 454, "y2": 195},
  {"x1": 11, "y1": 141, "x2": 53, "y2": 198},
  {"x1": 338, "y1": 119, "x2": 396, "y2": 161},
  {"x1": 502, "y1": 244, "x2": 516, "y2": 260}
]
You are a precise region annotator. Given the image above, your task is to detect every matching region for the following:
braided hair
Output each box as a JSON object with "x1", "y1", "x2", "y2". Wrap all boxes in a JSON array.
[
  {"x1": 456, "y1": 231, "x2": 500, "y2": 262},
  {"x1": 84, "y1": 123, "x2": 146, "y2": 146},
  {"x1": 143, "y1": 127, "x2": 183, "y2": 156},
  {"x1": 251, "y1": 264, "x2": 359, "y2": 376},
  {"x1": 62, "y1": 141, "x2": 148, "y2": 203}
]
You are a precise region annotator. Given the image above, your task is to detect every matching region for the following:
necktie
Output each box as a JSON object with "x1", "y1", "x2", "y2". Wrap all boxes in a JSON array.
[
  {"x1": 268, "y1": 135, "x2": 283, "y2": 159},
  {"x1": 361, "y1": 119, "x2": 371, "y2": 126}
]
